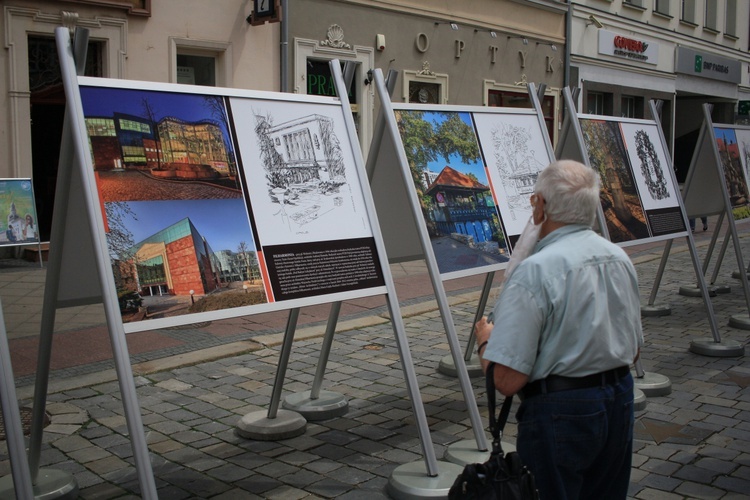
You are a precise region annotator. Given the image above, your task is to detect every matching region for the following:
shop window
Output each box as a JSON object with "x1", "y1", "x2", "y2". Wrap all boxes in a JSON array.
[
  {"x1": 486, "y1": 88, "x2": 557, "y2": 144},
  {"x1": 681, "y1": 0, "x2": 696, "y2": 24},
  {"x1": 654, "y1": 0, "x2": 670, "y2": 16},
  {"x1": 621, "y1": 95, "x2": 644, "y2": 118},
  {"x1": 170, "y1": 38, "x2": 231, "y2": 87},
  {"x1": 293, "y1": 33, "x2": 374, "y2": 157},
  {"x1": 402, "y1": 65, "x2": 449, "y2": 105},
  {"x1": 306, "y1": 59, "x2": 359, "y2": 126},
  {"x1": 587, "y1": 92, "x2": 605, "y2": 115},
  {"x1": 725, "y1": 0, "x2": 738, "y2": 37},
  {"x1": 176, "y1": 54, "x2": 215, "y2": 86},
  {"x1": 704, "y1": 1, "x2": 718, "y2": 31}
]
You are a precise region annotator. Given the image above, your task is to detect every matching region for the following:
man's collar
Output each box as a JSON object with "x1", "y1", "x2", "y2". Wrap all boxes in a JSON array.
[{"x1": 534, "y1": 224, "x2": 590, "y2": 253}]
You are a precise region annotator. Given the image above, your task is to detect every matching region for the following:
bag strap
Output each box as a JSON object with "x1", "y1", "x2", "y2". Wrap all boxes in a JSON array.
[{"x1": 486, "y1": 362, "x2": 513, "y2": 451}]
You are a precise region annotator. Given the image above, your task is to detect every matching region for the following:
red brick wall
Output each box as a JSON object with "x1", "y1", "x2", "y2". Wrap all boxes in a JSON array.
[
  {"x1": 166, "y1": 235, "x2": 205, "y2": 295},
  {"x1": 90, "y1": 137, "x2": 122, "y2": 170}
]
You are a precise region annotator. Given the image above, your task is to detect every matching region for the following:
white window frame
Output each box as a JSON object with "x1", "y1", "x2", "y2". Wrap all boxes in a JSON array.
[
  {"x1": 704, "y1": 0, "x2": 719, "y2": 31},
  {"x1": 402, "y1": 66, "x2": 449, "y2": 105},
  {"x1": 293, "y1": 36, "x2": 374, "y2": 158},
  {"x1": 169, "y1": 38, "x2": 232, "y2": 87}
]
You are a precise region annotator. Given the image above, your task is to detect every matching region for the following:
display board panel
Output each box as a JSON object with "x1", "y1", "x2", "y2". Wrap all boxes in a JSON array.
[
  {"x1": 78, "y1": 79, "x2": 386, "y2": 332},
  {"x1": 390, "y1": 104, "x2": 553, "y2": 279},
  {"x1": 578, "y1": 115, "x2": 686, "y2": 244},
  {"x1": 713, "y1": 126, "x2": 750, "y2": 220},
  {"x1": 0, "y1": 178, "x2": 40, "y2": 246}
]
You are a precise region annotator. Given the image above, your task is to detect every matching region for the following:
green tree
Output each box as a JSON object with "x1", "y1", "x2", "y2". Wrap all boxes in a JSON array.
[{"x1": 396, "y1": 111, "x2": 481, "y2": 235}]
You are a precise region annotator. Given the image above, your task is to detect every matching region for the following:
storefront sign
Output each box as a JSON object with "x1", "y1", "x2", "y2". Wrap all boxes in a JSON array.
[
  {"x1": 598, "y1": 30, "x2": 658, "y2": 65},
  {"x1": 675, "y1": 47, "x2": 741, "y2": 84}
]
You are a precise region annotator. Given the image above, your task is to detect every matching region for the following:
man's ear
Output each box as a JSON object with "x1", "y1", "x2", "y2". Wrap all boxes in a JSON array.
[{"x1": 532, "y1": 194, "x2": 545, "y2": 225}]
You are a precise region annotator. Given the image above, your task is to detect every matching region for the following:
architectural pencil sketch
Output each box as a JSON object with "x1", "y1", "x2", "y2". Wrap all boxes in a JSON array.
[
  {"x1": 489, "y1": 122, "x2": 547, "y2": 221},
  {"x1": 253, "y1": 111, "x2": 349, "y2": 232},
  {"x1": 634, "y1": 129, "x2": 670, "y2": 201}
]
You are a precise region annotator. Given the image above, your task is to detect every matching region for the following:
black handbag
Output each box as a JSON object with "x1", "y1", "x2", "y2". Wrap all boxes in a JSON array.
[{"x1": 448, "y1": 363, "x2": 539, "y2": 499}]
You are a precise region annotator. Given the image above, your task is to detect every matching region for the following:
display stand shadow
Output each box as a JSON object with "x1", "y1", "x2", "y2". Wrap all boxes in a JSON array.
[
  {"x1": 30, "y1": 29, "x2": 465, "y2": 499},
  {"x1": 368, "y1": 68, "x2": 557, "y2": 495},
  {"x1": 680, "y1": 106, "x2": 750, "y2": 336}
]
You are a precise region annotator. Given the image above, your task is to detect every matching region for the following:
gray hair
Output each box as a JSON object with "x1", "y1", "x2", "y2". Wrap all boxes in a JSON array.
[{"x1": 534, "y1": 160, "x2": 600, "y2": 226}]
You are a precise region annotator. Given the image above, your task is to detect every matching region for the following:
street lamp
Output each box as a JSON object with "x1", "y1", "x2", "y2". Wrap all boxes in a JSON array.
[
  {"x1": 189, "y1": 289, "x2": 195, "y2": 304},
  {"x1": 243, "y1": 284, "x2": 248, "y2": 294}
]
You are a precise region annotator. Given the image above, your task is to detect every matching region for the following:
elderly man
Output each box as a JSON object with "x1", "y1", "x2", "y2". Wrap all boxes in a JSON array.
[{"x1": 474, "y1": 160, "x2": 643, "y2": 500}]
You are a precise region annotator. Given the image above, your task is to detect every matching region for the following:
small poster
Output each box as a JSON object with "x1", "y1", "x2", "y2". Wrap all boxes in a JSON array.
[
  {"x1": 0, "y1": 178, "x2": 40, "y2": 246},
  {"x1": 79, "y1": 81, "x2": 384, "y2": 330},
  {"x1": 715, "y1": 127, "x2": 750, "y2": 220},
  {"x1": 579, "y1": 116, "x2": 685, "y2": 243}
]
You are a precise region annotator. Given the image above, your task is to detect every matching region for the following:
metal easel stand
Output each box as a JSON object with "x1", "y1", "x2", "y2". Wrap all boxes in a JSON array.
[
  {"x1": 641, "y1": 240, "x2": 673, "y2": 317},
  {"x1": 282, "y1": 301, "x2": 349, "y2": 420},
  {"x1": 0, "y1": 300, "x2": 36, "y2": 500},
  {"x1": 437, "y1": 272, "x2": 494, "y2": 378},
  {"x1": 632, "y1": 358, "x2": 671, "y2": 398},
  {"x1": 679, "y1": 213, "x2": 726, "y2": 297},
  {"x1": 236, "y1": 308, "x2": 307, "y2": 440}
]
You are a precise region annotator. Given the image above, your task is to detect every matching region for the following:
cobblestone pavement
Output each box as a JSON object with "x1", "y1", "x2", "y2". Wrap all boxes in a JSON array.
[{"x1": 0, "y1": 221, "x2": 749, "y2": 498}]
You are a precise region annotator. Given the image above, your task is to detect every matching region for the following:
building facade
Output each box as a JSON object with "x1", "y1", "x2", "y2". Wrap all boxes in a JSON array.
[
  {"x1": 1, "y1": 0, "x2": 277, "y2": 242},
  {"x1": 569, "y1": 0, "x2": 750, "y2": 181}
]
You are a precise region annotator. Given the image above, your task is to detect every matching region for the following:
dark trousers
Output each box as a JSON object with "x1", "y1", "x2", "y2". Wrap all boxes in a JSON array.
[{"x1": 516, "y1": 373, "x2": 634, "y2": 499}]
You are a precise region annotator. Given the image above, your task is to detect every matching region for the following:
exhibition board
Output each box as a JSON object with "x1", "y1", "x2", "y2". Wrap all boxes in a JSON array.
[
  {"x1": 576, "y1": 114, "x2": 688, "y2": 245},
  {"x1": 44, "y1": 30, "x2": 453, "y2": 498},
  {"x1": 0, "y1": 178, "x2": 41, "y2": 247},
  {"x1": 75, "y1": 78, "x2": 388, "y2": 333},
  {"x1": 372, "y1": 101, "x2": 554, "y2": 280}
]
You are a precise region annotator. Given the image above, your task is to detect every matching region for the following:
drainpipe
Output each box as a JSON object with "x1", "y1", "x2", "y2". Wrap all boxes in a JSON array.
[
  {"x1": 565, "y1": 0, "x2": 572, "y2": 90},
  {"x1": 280, "y1": 0, "x2": 289, "y2": 92}
]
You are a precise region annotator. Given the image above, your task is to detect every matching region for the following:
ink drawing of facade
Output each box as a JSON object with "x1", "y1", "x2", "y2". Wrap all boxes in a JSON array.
[{"x1": 249, "y1": 109, "x2": 366, "y2": 241}]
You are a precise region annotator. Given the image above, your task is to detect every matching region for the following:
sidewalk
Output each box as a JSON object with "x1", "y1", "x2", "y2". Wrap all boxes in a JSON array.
[{"x1": 0, "y1": 220, "x2": 749, "y2": 499}]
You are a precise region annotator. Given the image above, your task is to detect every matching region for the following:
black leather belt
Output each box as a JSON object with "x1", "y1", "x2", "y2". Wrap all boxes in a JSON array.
[{"x1": 519, "y1": 365, "x2": 630, "y2": 401}]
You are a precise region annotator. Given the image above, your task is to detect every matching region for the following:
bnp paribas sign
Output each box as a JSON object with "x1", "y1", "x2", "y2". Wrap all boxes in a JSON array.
[
  {"x1": 598, "y1": 30, "x2": 658, "y2": 65},
  {"x1": 675, "y1": 46, "x2": 740, "y2": 84}
]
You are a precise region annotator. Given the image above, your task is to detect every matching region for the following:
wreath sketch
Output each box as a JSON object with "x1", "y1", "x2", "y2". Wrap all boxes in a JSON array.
[{"x1": 635, "y1": 129, "x2": 669, "y2": 201}]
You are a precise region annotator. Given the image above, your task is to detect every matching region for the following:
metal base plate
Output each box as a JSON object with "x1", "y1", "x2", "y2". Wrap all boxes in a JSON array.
[
  {"x1": 0, "y1": 468, "x2": 78, "y2": 500},
  {"x1": 236, "y1": 409, "x2": 306, "y2": 441},
  {"x1": 729, "y1": 314, "x2": 750, "y2": 331},
  {"x1": 634, "y1": 388, "x2": 647, "y2": 412},
  {"x1": 731, "y1": 270, "x2": 750, "y2": 280},
  {"x1": 443, "y1": 438, "x2": 515, "y2": 466},
  {"x1": 282, "y1": 390, "x2": 348, "y2": 421},
  {"x1": 689, "y1": 338, "x2": 745, "y2": 357},
  {"x1": 437, "y1": 353, "x2": 483, "y2": 378},
  {"x1": 641, "y1": 304, "x2": 671, "y2": 317},
  {"x1": 634, "y1": 371, "x2": 672, "y2": 397},
  {"x1": 712, "y1": 284, "x2": 731, "y2": 294},
  {"x1": 678, "y1": 285, "x2": 717, "y2": 297},
  {"x1": 387, "y1": 460, "x2": 465, "y2": 500}
]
